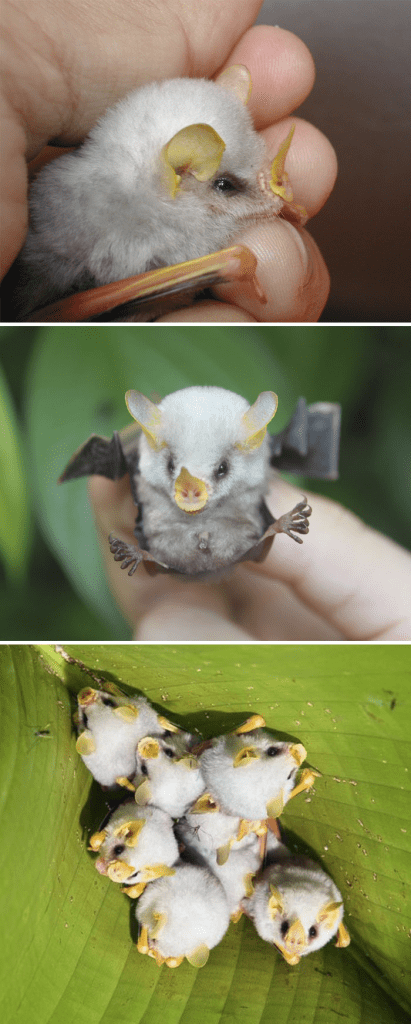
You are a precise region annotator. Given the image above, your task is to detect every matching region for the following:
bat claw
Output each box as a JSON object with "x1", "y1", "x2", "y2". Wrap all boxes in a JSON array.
[
  {"x1": 273, "y1": 498, "x2": 312, "y2": 544},
  {"x1": 108, "y1": 534, "x2": 142, "y2": 575}
]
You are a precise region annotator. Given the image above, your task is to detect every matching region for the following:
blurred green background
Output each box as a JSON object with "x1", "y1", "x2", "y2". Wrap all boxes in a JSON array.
[{"x1": 0, "y1": 324, "x2": 409, "y2": 639}]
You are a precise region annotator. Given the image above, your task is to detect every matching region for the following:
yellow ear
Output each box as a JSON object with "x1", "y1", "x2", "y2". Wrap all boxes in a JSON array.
[
  {"x1": 268, "y1": 885, "x2": 284, "y2": 918},
  {"x1": 235, "y1": 714, "x2": 266, "y2": 734},
  {"x1": 88, "y1": 830, "x2": 106, "y2": 851},
  {"x1": 149, "y1": 912, "x2": 168, "y2": 938},
  {"x1": 113, "y1": 704, "x2": 139, "y2": 721},
  {"x1": 236, "y1": 391, "x2": 278, "y2": 452},
  {"x1": 137, "y1": 737, "x2": 160, "y2": 759},
  {"x1": 76, "y1": 731, "x2": 96, "y2": 755},
  {"x1": 160, "y1": 124, "x2": 225, "y2": 197},
  {"x1": 335, "y1": 921, "x2": 351, "y2": 948},
  {"x1": 289, "y1": 743, "x2": 307, "y2": 767},
  {"x1": 125, "y1": 390, "x2": 165, "y2": 451},
  {"x1": 215, "y1": 64, "x2": 252, "y2": 105},
  {"x1": 270, "y1": 125, "x2": 295, "y2": 201},
  {"x1": 316, "y1": 900, "x2": 343, "y2": 929},
  {"x1": 186, "y1": 944, "x2": 210, "y2": 968},
  {"x1": 112, "y1": 819, "x2": 145, "y2": 847},
  {"x1": 266, "y1": 791, "x2": 285, "y2": 818}
]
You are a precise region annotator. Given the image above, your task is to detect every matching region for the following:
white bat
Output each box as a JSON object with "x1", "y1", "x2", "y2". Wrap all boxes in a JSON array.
[
  {"x1": 176, "y1": 794, "x2": 266, "y2": 867},
  {"x1": 75, "y1": 683, "x2": 181, "y2": 787},
  {"x1": 199, "y1": 714, "x2": 319, "y2": 820},
  {"x1": 135, "y1": 862, "x2": 230, "y2": 967},
  {"x1": 244, "y1": 843, "x2": 350, "y2": 964},
  {"x1": 12, "y1": 65, "x2": 305, "y2": 320},
  {"x1": 132, "y1": 733, "x2": 205, "y2": 819},
  {"x1": 90, "y1": 799, "x2": 179, "y2": 897}
]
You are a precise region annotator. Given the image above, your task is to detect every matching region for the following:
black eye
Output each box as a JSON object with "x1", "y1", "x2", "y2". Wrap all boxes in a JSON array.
[
  {"x1": 163, "y1": 747, "x2": 174, "y2": 758},
  {"x1": 140, "y1": 763, "x2": 148, "y2": 776},
  {"x1": 266, "y1": 746, "x2": 281, "y2": 757},
  {"x1": 212, "y1": 176, "x2": 238, "y2": 193},
  {"x1": 287, "y1": 769, "x2": 296, "y2": 780},
  {"x1": 167, "y1": 456, "x2": 175, "y2": 475},
  {"x1": 216, "y1": 460, "x2": 229, "y2": 478},
  {"x1": 82, "y1": 712, "x2": 88, "y2": 728},
  {"x1": 113, "y1": 844, "x2": 125, "y2": 856},
  {"x1": 280, "y1": 921, "x2": 290, "y2": 937},
  {"x1": 309, "y1": 926, "x2": 318, "y2": 939},
  {"x1": 102, "y1": 696, "x2": 115, "y2": 707}
]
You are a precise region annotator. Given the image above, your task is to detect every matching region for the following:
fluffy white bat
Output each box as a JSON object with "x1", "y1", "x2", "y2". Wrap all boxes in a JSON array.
[
  {"x1": 12, "y1": 65, "x2": 304, "y2": 320},
  {"x1": 75, "y1": 684, "x2": 181, "y2": 787},
  {"x1": 90, "y1": 800, "x2": 179, "y2": 896},
  {"x1": 180, "y1": 836, "x2": 262, "y2": 923},
  {"x1": 132, "y1": 733, "x2": 205, "y2": 818},
  {"x1": 136, "y1": 862, "x2": 230, "y2": 967},
  {"x1": 199, "y1": 715, "x2": 319, "y2": 820},
  {"x1": 176, "y1": 794, "x2": 265, "y2": 867},
  {"x1": 105, "y1": 386, "x2": 311, "y2": 577},
  {"x1": 243, "y1": 844, "x2": 350, "y2": 964}
]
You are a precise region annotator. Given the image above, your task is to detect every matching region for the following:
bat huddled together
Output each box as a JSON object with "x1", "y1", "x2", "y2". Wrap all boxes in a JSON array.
[{"x1": 75, "y1": 681, "x2": 350, "y2": 969}]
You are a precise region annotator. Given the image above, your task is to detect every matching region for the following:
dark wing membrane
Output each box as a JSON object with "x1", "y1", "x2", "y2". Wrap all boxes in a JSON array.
[{"x1": 59, "y1": 431, "x2": 130, "y2": 482}]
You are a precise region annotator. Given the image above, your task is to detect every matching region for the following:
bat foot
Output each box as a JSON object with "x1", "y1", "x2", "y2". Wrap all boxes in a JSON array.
[
  {"x1": 274, "y1": 498, "x2": 312, "y2": 543},
  {"x1": 108, "y1": 534, "x2": 142, "y2": 575}
]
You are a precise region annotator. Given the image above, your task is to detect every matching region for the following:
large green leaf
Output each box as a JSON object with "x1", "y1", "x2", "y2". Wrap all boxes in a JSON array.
[
  {"x1": 1, "y1": 644, "x2": 409, "y2": 1024},
  {"x1": 0, "y1": 362, "x2": 31, "y2": 581}
]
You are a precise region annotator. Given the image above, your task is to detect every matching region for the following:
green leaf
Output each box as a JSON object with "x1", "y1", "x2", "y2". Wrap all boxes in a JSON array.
[
  {"x1": 1, "y1": 644, "x2": 410, "y2": 1024},
  {"x1": 0, "y1": 361, "x2": 31, "y2": 581}
]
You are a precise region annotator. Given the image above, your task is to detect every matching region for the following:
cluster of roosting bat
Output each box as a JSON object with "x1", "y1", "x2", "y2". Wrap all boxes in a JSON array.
[{"x1": 75, "y1": 681, "x2": 350, "y2": 969}]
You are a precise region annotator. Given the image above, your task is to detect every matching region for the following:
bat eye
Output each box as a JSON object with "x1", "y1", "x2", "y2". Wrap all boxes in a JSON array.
[
  {"x1": 140, "y1": 763, "x2": 148, "y2": 776},
  {"x1": 113, "y1": 844, "x2": 125, "y2": 856},
  {"x1": 280, "y1": 920, "x2": 290, "y2": 937},
  {"x1": 216, "y1": 460, "x2": 229, "y2": 478},
  {"x1": 102, "y1": 697, "x2": 116, "y2": 707},
  {"x1": 167, "y1": 456, "x2": 175, "y2": 475},
  {"x1": 81, "y1": 712, "x2": 88, "y2": 728},
  {"x1": 266, "y1": 746, "x2": 281, "y2": 757},
  {"x1": 212, "y1": 176, "x2": 238, "y2": 193},
  {"x1": 309, "y1": 926, "x2": 318, "y2": 939},
  {"x1": 163, "y1": 747, "x2": 174, "y2": 758}
]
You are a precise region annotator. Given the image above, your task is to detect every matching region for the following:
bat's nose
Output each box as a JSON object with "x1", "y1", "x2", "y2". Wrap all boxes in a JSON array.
[
  {"x1": 174, "y1": 467, "x2": 208, "y2": 513},
  {"x1": 78, "y1": 687, "x2": 98, "y2": 706},
  {"x1": 137, "y1": 737, "x2": 160, "y2": 759},
  {"x1": 284, "y1": 919, "x2": 306, "y2": 954}
]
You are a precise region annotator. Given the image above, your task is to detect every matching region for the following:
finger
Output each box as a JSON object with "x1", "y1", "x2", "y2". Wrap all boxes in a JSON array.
[
  {"x1": 157, "y1": 300, "x2": 257, "y2": 322},
  {"x1": 218, "y1": 25, "x2": 316, "y2": 128},
  {"x1": 222, "y1": 566, "x2": 343, "y2": 640},
  {"x1": 250, "y1": 478, "x2": 411, "y2": 640},
  {"x1": 88, "y1": 476, "x2": 235, "y2": 631},
  {"x1": 135, "y1": 601, "x2": 253, "y2": 640},
  {"x1": 212, "y1": 220, "x2": 330, "y2": 322}
]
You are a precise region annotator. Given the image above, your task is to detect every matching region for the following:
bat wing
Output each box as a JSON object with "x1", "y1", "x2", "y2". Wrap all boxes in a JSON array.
[
  {"x1": 270, "y1": 399, "x2": 341, "y2": 479},
  {"x1": 25, "y1": 246, "x2": 262, "y2": 323},
  {"x1": 59, "y1": 429, "x2": 138, "y2": 483}
]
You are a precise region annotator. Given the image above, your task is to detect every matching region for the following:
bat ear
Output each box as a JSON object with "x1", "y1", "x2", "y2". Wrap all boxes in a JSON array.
[
  {"x1": 137, "y1": 737, "x2": 160, "y2": 759},
  {"x1": 160, "y1": 124, "x2": 226, "y2": 197},
  {"x1": 76, "y1": 731, "x2": 96, "y2": 755},
  {"x1": 235, "y1": 714, "x2": 266, "y2": 734},
  {"x1": 186, "y1": 944, "x2": 210, "y2": 968},
  {"x1": 335, "y1": 921, "x2": 351, "y2": 948},
  {"x1": 125, "y1": 391, "x2": 165, "y2": 450},
  {"x1": 215, "y1": 64, "x2": 252, "y2": 105},
  {"x1": 149, "y1": 912, "x2": 168, "y2": 939},
  {"x1": 316, "y1": 900, "x2": 343, "y2": 929},
  {"x1": 268, "y1": 885, "x2": 284, "y2": 918},
  {"x1": 270, "y1": 124, "x2": 295, "y2": 202},
  {"x1": 236, "y1": 391, "x2": 278, "y2": 452}
]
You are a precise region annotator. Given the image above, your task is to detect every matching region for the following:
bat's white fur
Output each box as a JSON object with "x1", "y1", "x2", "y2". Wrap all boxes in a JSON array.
[
  {"x1": 95, "y1": 800, "x2": 179, "y2": 881},
  {"x1": 136, "y1": 863, "x2": 230, "y2": 960},
  {"x1": 135, "y1": 387, "x2": 273, "y2": 573},
  {"x1": 76, "y1": 688, "x2": 172, "y2": 786},
  {"x1": 15, "y1": 76, "x2": 278, "y2": 315},
  {"x1": 176, "y1": 807, "x2": 259, "y2": 861},
  {"x1": 133, "y1": 733, "x2": 205, "y2": 818},
  {"x1": 200, "y1": 730, "x2": 302, "y2": 819},
  {"x1": 244, "y1": 849, "x2": 345, "y2": 957}
]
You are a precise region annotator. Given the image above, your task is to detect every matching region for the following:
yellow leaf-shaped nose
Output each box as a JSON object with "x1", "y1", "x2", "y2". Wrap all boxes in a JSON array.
[
  {"x1": 107, "y1": 859, "x2": 135, "y2": 882},
  {"x1": 174, "y1": 467, "x2": 208, "y2": 513},
  {"x1": 284, "y1": 919, "x2": 306, "y2": 954},
  {"x1": 161, "y1": 123, "x2": 225, "y2": 198},
  {"x1": 233, "y1": 745, "x2": 260, "y2": 767},
  {"x1": 78, "y1": 687, "x2": 97, "y2": 706},
  {"x1": 138, "y1": 737, "x2": 160, "y2": 759}
]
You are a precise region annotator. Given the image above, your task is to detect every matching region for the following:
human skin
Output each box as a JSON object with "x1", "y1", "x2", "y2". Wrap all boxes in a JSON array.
[
  {"x1": 0, "y1": 1, "x2": 336, "y2": 321},
  {"x1": 88, "y1": 475, "x2": 411, "y2": 641}
]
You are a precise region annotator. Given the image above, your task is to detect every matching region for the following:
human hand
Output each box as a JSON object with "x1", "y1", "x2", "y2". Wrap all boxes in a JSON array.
[
  {"x1": 1, "y1": 0, "x2": 336, "y2": 320},
  {"x1": 88, "y1": 475, "x2": 411, "y2": 641}
]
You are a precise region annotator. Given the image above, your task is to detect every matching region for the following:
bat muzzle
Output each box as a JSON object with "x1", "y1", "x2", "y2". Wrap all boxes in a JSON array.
[{"x1": 174, "y1": 466, "x2": 209, "y2": 513}]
